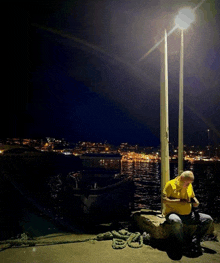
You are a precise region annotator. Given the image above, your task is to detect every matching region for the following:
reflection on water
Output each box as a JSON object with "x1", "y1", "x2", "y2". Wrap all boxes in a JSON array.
[
  {"x1": 47, "y1": 160, "x2": 220, "y2": 221},
  {"x1": 121, "y1": 161, "x2": 161, "y2": 210},
  {"x1": 121, "y1": 160, "x2": 220, "y2": 219},
  {"x1": 0, "y1": 158, "x2": 220, "y2": 241}
]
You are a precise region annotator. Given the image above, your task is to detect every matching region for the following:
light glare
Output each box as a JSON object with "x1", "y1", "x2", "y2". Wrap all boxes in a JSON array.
[{"x1": 175, "y1": 8, "x2": 195, "y2": 29}]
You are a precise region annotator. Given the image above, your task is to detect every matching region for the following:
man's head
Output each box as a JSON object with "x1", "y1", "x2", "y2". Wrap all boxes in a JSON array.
[{"x1": 179, "y1": 171, "x2": 194, "y2": 188}]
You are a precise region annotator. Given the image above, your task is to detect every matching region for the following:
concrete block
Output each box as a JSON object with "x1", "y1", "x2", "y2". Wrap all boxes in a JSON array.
[{"x1": 131, "y1": 209, "x2": 215, "y2": 240}]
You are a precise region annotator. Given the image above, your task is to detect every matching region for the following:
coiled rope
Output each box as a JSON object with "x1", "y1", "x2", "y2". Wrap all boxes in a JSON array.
[{"x1": 97, "y1": 229, "x2": 144, "y2": 249}]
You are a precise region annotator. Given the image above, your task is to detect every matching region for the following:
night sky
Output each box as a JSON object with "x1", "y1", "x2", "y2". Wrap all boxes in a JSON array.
[{"x1": 4, "y1": 0, "x2": 220, "y2": 147}]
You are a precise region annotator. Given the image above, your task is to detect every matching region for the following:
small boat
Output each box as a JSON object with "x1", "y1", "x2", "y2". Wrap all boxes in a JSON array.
[{"x1": 64, "y1": 153, "x2": 135, "y2": 222}]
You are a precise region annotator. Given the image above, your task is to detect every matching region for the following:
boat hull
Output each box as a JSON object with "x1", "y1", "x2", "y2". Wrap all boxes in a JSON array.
[{"x1": 64, "y1": 176, "x2": 135, "y2": 223}]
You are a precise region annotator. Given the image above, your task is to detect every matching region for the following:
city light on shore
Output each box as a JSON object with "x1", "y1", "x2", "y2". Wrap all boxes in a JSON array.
[{"x1": 1, "y1": 137, "x2": 219, "y2": 163}]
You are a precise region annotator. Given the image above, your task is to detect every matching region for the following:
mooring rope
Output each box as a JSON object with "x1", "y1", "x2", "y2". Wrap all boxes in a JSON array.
[
  {"x1": 0, "y1": 236, "x2": 97, "y2": 248},
  {"x1": 0, "y1": 230, "x2": 146, "y2": 250}
]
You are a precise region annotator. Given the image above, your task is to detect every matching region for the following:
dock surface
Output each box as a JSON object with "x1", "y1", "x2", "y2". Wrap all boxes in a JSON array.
[{"x1": 1, "y1": 224, "x2": 220, "y2": 262}]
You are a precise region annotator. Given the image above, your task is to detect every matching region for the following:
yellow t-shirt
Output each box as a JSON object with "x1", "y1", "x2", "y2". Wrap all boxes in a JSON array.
[{"x1": 162, "y1": 177, "x2": 195, "y2": 216}]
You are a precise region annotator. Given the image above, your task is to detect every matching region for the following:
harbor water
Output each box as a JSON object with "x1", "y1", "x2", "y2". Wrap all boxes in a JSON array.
[
  {"x1": 0, "y1": 155, "x2": 220, "y2": 240},
  {"x1": 121, "y1": 160, "x2": 220, "y2": 218}
]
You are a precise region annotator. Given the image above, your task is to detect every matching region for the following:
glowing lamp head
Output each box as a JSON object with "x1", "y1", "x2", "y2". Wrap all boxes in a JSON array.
[{"x1": 175, "y1": 8, "x2": 195, "y2": 30}]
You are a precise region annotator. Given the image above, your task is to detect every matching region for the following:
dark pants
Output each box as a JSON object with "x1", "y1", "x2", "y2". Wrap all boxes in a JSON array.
[{"x1": 166, "y1": 211, "x2": 213, "y2": 246}]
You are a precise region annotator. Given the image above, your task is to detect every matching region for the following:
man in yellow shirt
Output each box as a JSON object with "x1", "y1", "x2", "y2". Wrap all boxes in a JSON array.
[{"x1": 162, "y1": 171, "x2": 213, "y2": 259}]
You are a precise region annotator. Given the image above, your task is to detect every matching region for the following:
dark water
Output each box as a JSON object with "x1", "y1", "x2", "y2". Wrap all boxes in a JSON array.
[
  {"x1": 0, "y1": 154, "x2": 220, "y2": 240},
  {"x1": 121, "y1": 161, "x2": 220, "y2": 219}
]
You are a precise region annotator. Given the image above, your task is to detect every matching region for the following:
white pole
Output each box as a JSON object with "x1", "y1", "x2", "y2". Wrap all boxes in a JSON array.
[
  {"x1": 160, "y1": 29, "x2": 170, "y2": 211},
  {"x1": 178, "y1": 29, "x2": 184, "y2": 176}
]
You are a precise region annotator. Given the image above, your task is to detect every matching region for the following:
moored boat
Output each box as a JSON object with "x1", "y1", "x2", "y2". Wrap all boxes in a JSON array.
[{"x1": 64, "y1": 153, "x2": 135, "y2": 222}]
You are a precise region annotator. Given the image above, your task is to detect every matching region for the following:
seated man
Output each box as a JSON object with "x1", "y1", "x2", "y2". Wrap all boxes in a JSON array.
[{"x1": 162, "y1": 171, "x2": 213, "y2": 259}]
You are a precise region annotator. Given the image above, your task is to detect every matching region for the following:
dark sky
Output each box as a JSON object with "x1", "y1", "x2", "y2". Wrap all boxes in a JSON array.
[{"x1": 3, "y1": 0, "x2": 220, "y2": 146}]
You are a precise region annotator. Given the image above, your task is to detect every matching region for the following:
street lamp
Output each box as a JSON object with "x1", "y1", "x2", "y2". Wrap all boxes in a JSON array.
[
  {"x1": 175, "y1": 8, "x2": 195, "y2": 30},
  {"x1": 175, "y1": 8, "x2": 195, "y2": 175},
  {"x1": 207, "y1": 129, "x2": 210, "y2": 145},
  {"x1": 207, "y1": 129, "x2": 210, "y2": 158}
]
